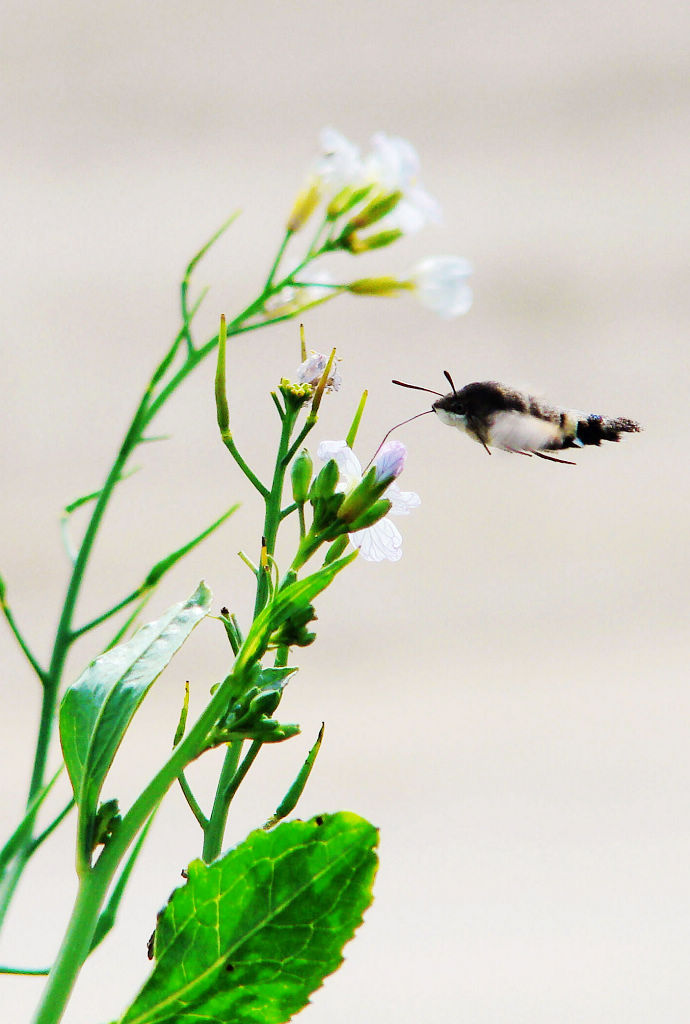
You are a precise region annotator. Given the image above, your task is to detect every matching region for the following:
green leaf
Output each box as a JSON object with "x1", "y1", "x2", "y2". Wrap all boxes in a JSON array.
[
  {"x1": 143, "y1": 506, "x2": 239, "y2": 589},
  {"x1": 116, "y1": 812, "x2": 378, "y2": 1024},
  {"x1": 235, "y1": 551, "x2": 357, "y2": 676},
  {"x1": 0, "y1": 766, "x2": 63, "y2": 873},
  {"x1": 59, "y1": 583, "x2": 212, "y2": 861}
]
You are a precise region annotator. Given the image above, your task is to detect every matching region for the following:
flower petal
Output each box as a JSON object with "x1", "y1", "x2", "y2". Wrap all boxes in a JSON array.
[
  {"x1": 374, "y1": 440, "x2": 407, "y2": 482},
  {"x1": 350, "y1": 517, "x2": 404, "y2": 562},
  {"x1": 315, "y1": 128, "x2": 365, "y2": 193},
  {"x1": 296, "y1": 351, "x2": 342, "y2": 391},
  {"x1": 317, "y1": 440, "x2": 362, "y2": 490},
  {"x1": 385, "y1": 481, "x2": 421, "y2": 516},
  {"x1": 411, "y1": 256, "x2": 473, "y2": 318}
]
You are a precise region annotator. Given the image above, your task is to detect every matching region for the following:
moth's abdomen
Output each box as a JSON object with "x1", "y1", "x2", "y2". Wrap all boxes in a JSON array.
[{"x1": 574, "y1": 413, "x2": 641, "y2": 447}]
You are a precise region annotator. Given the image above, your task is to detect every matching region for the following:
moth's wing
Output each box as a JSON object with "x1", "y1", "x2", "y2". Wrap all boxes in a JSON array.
[{"x1": 488, "y1": 411, "x2": 562, "y2": 452}]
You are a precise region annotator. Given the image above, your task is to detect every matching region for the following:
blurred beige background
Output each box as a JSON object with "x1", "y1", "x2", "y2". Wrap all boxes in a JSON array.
[{"x1": 1, "y1": 1, "x2": 689, "y2": 1021}]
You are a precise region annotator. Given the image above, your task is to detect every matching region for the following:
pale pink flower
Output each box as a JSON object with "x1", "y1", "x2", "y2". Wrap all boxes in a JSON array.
[{"x1": 317, "y1": 440, "x2": 420, "y2": 562}]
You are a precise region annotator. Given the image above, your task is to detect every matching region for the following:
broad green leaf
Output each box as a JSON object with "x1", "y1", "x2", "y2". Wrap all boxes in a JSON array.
[
  {"x1": 59, "y1": 583, "x2": 212, "y2": 852},
  {"x1": 116, "y1": 811, "x2": 378, "y2": 1024}
]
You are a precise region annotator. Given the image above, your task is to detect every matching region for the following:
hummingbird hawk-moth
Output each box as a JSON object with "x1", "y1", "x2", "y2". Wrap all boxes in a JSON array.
[{"x1": 388, "y1": 372, "x2": 641, "y2": 464}]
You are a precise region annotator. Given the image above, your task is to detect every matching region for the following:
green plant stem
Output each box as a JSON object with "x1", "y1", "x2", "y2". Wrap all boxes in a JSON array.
[
  {"x1": 178, "y1": 773, "x2": 208, "y2": 830},
  {"x1": 0, "y1": 600, "x2": 46, "y2": 683},
  {"x1": 1, "y1": 965, "x2": 51, "y2": 976},
  {"x1": 201, "y1": 740, "x2": 243, "y2": 863},
  {"x1": 253, "y1": 404, "x2": 302, "y2": 618},
  {"x1": 29, "y1": 800, "x2": 75, "y2": 855},
  {"x1": 264, "y1": 229, "x2": 292, "y2": 291},
  {"x1": 70, "y1": 586, "x2": 146, "y2": 640}
]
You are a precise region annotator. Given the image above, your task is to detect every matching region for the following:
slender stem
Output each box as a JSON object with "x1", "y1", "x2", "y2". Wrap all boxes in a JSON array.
[
  {"x1": 105, "y1": 591, "x2": 153, "y2": 650},
  {"x1": 264, "y1": 230, "x2": 292, "y2": 291},
  {"x1": 0, "y1": 599, "x2": 46, "y2": 684},
  {"x1": 219, "y1": 435, "x2": 269, "y2": 498},
  {"x1": 70, "y1": 586, "x2": 145, "y2": 640},
  {"x1": 284, "y1": 414, "x2": 318, "y2": 467},
  {"x1": 270, "y1": 392, "x2": 286, "y2": 419},
  {"x1": 201, "y1": 740, "x2": 243, "y2": 863},
  {"x1": 178, "y1": 773, "x2": 208, "y2": 830},
  {"x1": 1, "y1": 965, "x2": 51, "y2": 976},
  {"x1": 280, "y1": 502, "x2": 299, "y2": 521},
  {"x1": 253, "y1": 406, "x2": 297, "y2": 618},
  {"x1": 29, "y1": 800, "x2": 75, "y2": 855}
]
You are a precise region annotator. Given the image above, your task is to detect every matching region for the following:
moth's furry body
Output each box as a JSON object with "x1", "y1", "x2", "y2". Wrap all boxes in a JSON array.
[{"x1": 432, "y1": 381, "x2": 641, "y2": 458}]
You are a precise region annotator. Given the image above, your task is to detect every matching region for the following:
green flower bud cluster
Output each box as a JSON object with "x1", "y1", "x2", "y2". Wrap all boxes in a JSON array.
[
  {"x1": 279, "y1": 378, "x2": 314, "y2": 409},
  {"x1": 270, "y1": 601, "x2": 317, "y2": 649},
  {"x1": 212, "y1": 665, "x2": 300, "y2": 745},
  {"x1": 323, "y1": 185, "x2": 405, "y2": 256},
  {"x1": 292, "y1": 457, "x2": 392, "y2": 568}
]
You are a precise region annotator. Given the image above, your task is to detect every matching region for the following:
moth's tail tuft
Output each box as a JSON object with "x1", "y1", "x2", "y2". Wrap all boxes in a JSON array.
[{"x1": 576, "y1": 414, "x2": 641, "y2": 446}]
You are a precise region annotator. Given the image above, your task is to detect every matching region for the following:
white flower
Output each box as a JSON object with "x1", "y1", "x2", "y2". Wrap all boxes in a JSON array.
[
  {"x1": 365, "y1": 133, "x2": 442, "y2": 234},
  {"x1": 410, "y1": 256, "x2": 473, "y2": 318},
  {"x1": 312, "y1": 129, "x2": 440, "y2": 234},
  {"x1": 296, "y1": 350, "x2": 342, "y2": 392},
  {"x1": 316, "y1": 439, "x2": 420, "y2": 562},
  {"x1": 314, "y1": 128, "x2": 366, "y2": 195}
]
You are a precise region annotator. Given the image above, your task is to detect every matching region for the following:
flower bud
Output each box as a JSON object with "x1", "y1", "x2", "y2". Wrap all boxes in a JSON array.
[
  {"x1": 278, "y1": 378, "x2": 314, "y2": 410},
  {"x1": 270, "y1": 602, "x2": 317, "y2": 648},
  {"x1": 286, "y1": 179, "x2": 322, "y2": 232},
  {"x1": 346, "y1": 498, "x2": 392, "y2": 532},
  {"x1": 323, "y1": 535, "x2": 349, "y2": 565},
  {"x1": 342, "y1": 229, "x2": 403, "y2": 254},
  {"x1": 336, "y1": 465, "x2": 385, "y2": 524},
  {"x1": 309, "y1": 458, "x2": 340, "y2": 501},
  {"x1": 327, "y1": 184, "x2": 373, "y2": 220},
  {"x1": 345, "y1": 190, "x2": 402, "y2": 231},
  {"x1": 291, "y1": 448, "x2": 313, "y2": 504},
  {"x1": 347, "y1": 276, "x2": 408, "y2": 297},
  {"x1": 373, "y1": 440, "x2": 407, "y2": 484},
  {"x1": 248, "y1": 686, "x2": 283, "y2": 718}
]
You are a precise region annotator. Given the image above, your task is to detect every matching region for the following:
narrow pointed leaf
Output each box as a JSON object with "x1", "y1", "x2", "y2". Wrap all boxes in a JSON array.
[
  {"x1": 0, "y1": 766, "x2": 63, "y2": 872},
  {"x1": 265, "y1": 723, "x2": 325, "y2": 828},
  {"x1": 59, "y1": 583, "x2": 212, "y2": 842},
  {"x1": 143, "y1": 506, "x2": 239, "y2": 588},
  {"x1": 235, "y1": 551, "x2": 357, "y2": 675},
  {"x1": 116, "y1": 811, "x2": 378, "y2": 1024}
]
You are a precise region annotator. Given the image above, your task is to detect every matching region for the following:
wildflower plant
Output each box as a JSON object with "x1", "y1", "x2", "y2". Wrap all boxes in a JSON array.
[{"x1": 0, "y1": 129, "x2": 471, "y2": 1024}]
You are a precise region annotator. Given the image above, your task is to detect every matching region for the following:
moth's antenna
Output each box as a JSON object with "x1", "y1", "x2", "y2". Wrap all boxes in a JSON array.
[
  {"x1": 443, "y1": 370, "x2": 457, "y2": 393},
  {"x1": 392, "y1": 379, "x2": 445, "y2": 397},
  {"x1": 365, "y1": 410, "x2": 434, "y2": 470}
]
